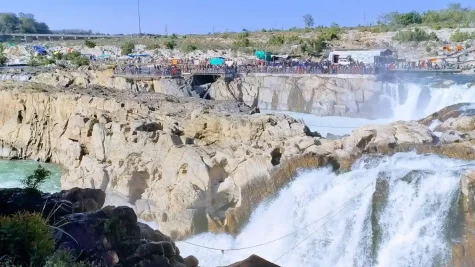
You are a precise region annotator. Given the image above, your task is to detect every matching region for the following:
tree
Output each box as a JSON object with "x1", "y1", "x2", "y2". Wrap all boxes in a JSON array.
[
  {"x1": 303, "y1": 14, "x2": 314, "y2": 28},
  {"x1": 0, "y1": 44, "x2": 7, "y2": 66},
  {"x1": 21, "y1": 165, "x2": 51, "y2": 191},
  {"x1": 0, "y1": 13, "x2": 20, "y2": 33}
]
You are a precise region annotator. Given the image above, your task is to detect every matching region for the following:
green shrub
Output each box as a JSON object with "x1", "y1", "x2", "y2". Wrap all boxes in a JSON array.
[
  {"x1": 393, "y1": 28, "x2": 439, "y2": 42},
  {"x1": 318, "y1": 25, "x2": 343, "y2": 41},
  {"x1": 267, "y1": 35, "x2": 286, "y2": 46},
  {"x1": 238, "y1": 31, "x2": 249, "y2": 39},
  {"x1": 182, "y1": 42, "x2": 197, "y2": 52},
  {"x1": 121, "y1": 41, "x2": 135, "y2": 55},
  {"x1": 84, "y1": 40, "x2": 96, "y2": 48},
  {"x1": 65, "y1": 51, "x2": 81, "y2": 60},
  {"x1": 21, "y1": 165, "x2": 51, "y2": 191},
  {"x1": 0, "y1": 44, "x2": 8, "y2": 66},
  {"x1": 300, "y1": 38, "x2": 327, "y2": 55},
  {"x1": 29, "y1": 56, "x2": 55, "y2": 66},
  {"x1": 44, "y1": 250, "x2": 91, "y2": 267},
  {"x1": 450, "y1": 30, "x2": 475, "y2": 42},
  {"x1": 0, "y1": 212, "x2": 55, "y2": 266},
  {"x1": 165, "y1": 39, "x2": 177, "y2": 49},
  {"x1": 71, "y1": 56, "x2": 90, "y2": 66},
  {"x1": 232, "y1": 38, "x2": 251, "y2": 48},
  {"x1": 147, "y1": 43, "x2": 161, "y2": 50},
  {"x1": 52, "y1": 52, "x2": 64, "y2": 60}
]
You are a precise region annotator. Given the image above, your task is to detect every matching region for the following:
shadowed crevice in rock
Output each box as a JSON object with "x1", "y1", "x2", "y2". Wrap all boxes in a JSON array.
[
  {"x1": 128, "y1": 171, "x2": 150, "y2": 205},
  {"x1": 135, "y1": 122, "x2": 163, "y2": 132},
  {"x1": 270, "y1": 147, "x2": 282, "y2": 166}
]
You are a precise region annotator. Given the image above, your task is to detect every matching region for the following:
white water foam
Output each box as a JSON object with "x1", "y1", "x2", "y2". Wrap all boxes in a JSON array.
[
  {"x1": 262, "y1": 110, "x2": 389, "y2": 136},
  {"x1": 384, "y1": 82, "x2": 475, "y2": 121},
  {"x1": 178, "y1": 152, "x2": 472, "y2": 267}
]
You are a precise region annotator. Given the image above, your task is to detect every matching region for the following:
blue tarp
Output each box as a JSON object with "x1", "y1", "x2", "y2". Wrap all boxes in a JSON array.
[
  {"x1": 128, "y1": 54, "x2": 149, "y2": 58},
  {"x1": 33, "y1": 45, "x2": 47, "y2": 55},
  {"x1": 210, "y1": 57, "x2": 225, "y2": 66}
]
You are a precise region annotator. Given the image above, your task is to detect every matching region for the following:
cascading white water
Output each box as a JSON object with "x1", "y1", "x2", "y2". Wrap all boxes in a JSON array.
[
  {"x1": 178, "y1": 152, "x2": 472, "y2": 267},
  {"x1": 383, "y1": 82, "x2": 475, "y2": 120}
]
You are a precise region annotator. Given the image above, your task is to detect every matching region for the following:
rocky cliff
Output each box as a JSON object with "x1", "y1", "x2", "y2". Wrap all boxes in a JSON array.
[
  {"x1": 0, "y1": 81, "x2": 322, "y2": 239},
  {"x1": 2, "y1": 68, "x2": 390, "y2": 117},
  {"x1": 209, "y1": 74, "x2": 386, "y2": 117}
]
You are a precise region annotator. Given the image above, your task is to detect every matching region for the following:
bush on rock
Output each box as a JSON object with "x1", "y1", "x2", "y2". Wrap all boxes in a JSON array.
[
  {"x1": 21, "y1": 165, "x2": 51, "y2": 191},
  {"x1": 0, "y1": 212, "x2": 54, "y2": 266}
]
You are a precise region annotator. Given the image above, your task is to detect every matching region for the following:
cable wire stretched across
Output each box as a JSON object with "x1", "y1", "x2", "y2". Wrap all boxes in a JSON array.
[
  {"x1": 178, "y1": 182, "x2": 374, "y2": 253},
  {"x1": 273, "y1": 182, "x2": 374, "y2": 263}
]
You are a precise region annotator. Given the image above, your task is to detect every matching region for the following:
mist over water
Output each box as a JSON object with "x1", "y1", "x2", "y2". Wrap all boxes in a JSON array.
[
  {"x1": 269, "y1": 79, "x2": 475, "y2": 136},
  {"x1": 178, "y1": 153, "x2": 471, "y2": 267}
]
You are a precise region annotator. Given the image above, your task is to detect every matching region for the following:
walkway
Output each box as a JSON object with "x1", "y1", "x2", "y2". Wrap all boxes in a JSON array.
[{"x1": 113, "y1": 65, "x2": 463, "y2": 79}]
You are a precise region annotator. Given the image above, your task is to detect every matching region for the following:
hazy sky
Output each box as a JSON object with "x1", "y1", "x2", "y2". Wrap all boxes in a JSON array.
[{"x1": 2, "y1": 0, "x2": 473, "y2": 34}]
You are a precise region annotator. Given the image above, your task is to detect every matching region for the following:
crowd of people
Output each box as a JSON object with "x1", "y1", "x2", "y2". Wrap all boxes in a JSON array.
[
  {"x1": 375, "y1": 59, "x2": 454, "y2": 71},
  {"x1": 114, "y1": 58, "x2": 457, "y2": 77},
  {"x1": 116, "y1": 64, "x2": 182, "y2": 77}
]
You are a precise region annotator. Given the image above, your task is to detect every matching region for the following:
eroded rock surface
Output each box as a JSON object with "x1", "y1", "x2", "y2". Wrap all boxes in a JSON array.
[
  {"x1": 209, "y1": 74, "x2": 385, "y2": 117},
  {"x1": 0, "y1": 81, "x2": 320, "y2": 239}
]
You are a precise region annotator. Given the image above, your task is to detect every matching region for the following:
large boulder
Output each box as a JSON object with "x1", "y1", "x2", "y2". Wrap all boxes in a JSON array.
[
  {"x1": 0, "y1": 188, "x2": 73, "y2": 222},
  {"x1": 54, "y1": 206, "x2": 187, "y2": 267},
  {"x1": 53, "y1": 187, "x2": 106, "y2": 212},
  {"x1": 224, "y1": 255, "x2": 280, "y2": 267},
  {"x1": 0, "y1": 187, "x2": 105, "y2": 223}
]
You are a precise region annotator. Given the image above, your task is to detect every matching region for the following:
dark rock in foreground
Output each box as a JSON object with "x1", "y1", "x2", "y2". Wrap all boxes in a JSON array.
[
  {"x1": 0, "y1": 187, "x2": 192, "y2": 267},
  {"x1": 224, "y1": 255, "x2": 280, "y2": 267}
]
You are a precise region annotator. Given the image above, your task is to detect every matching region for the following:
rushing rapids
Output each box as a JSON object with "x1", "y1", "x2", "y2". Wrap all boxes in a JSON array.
[
  {"x1": 178, "y1": 152, "x2": 472, "y2": 267},
  {"x1": 381, "y1": 81, "x2": 475, "y2": 121}
]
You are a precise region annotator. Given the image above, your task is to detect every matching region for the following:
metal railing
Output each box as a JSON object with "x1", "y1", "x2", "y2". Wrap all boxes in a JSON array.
[
  {"x1": 114, "y1": 63, "x2": 461, "y2": 78},
  {"x1": 115, "y1": 65, "x2": 377, "y2": 77}
]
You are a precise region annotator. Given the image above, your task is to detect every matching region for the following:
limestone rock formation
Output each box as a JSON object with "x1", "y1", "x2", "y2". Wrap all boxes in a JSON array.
[
  {"x1": 3, "y1": 67, "x2": 393, "y2": 117},
  {"x1": 209, "y1": 74, "x2": 386, "y2": 117},
  {"x1": 30, "y1": 67, "x2": 190, "y2": 96},
  {"x1": 0, "y1": 81, "x2": 320, "y2": 239}
]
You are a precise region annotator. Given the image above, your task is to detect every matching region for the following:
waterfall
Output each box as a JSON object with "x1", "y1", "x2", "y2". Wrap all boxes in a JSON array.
[
  {"x1": 382, "y1": 82, "x2": 475, "y2": 120},
  {"x1": 178, "y1": 152, "x2": 473, "y2": 267}
]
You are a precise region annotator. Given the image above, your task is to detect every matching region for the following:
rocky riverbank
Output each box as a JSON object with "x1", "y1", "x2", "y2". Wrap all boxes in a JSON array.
[
  {"x1": 0, "y1": 81, "x2": 321, "y2": 239},
  {"x1": 1, "y1": 67, "x2": 391, "y2": 117},
  {"x1": 2, "y1": 79, "x2": 475, "y2": 265}
]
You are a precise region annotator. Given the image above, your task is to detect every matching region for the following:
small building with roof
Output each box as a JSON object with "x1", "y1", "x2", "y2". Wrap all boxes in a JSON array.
[{"x1": 328, "y1": 49, "x2": 395, "y2": 65}]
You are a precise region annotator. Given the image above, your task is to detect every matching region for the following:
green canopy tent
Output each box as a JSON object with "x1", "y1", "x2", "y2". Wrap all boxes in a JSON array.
[{"x1": 255, "y1": 50, "x2": 272, "y2": 61}]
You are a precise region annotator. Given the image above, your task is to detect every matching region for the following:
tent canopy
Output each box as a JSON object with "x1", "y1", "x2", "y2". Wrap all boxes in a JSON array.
[{"x1": 255, "y1": 50, "x2": 272, "y2": 61}]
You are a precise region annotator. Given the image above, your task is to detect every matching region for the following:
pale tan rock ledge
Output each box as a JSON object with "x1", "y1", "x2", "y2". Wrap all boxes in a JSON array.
[
  {"x1": 0, "y1": 81, "x2": 324, "y2": 239},
  {"x1": 2, "y1": 81, "x2": 475, "y2": 240}
]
